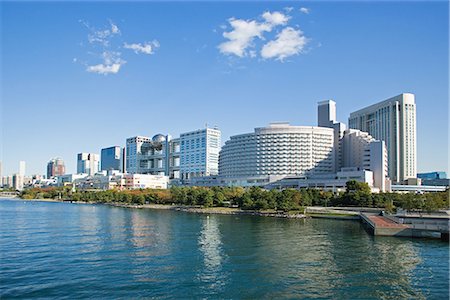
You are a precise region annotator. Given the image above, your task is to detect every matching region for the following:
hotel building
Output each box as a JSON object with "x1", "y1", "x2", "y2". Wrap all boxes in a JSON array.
[
  {"x1": 219, "y1": 123, "x2": 335, "y2": 178},
  {"x1": 348, "y1": 93, "x2": 416, "y2": 183},
  {"x1": 215, "y1": 102, "x2": 390, "y2": 192}
]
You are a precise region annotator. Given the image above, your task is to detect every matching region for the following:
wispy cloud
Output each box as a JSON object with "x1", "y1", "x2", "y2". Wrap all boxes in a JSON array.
[
  {"x1": 83, "y1": 20, "x2": 121, "y2": 46},
  {"x1": 86, "y1": 51, "x2": 126, "y2": 75},
  {"x1": 218, "y1": 10, "x2": 309, "y2": 62},
  {"x1": 78, "y1": 20, "x2": 159, "y2": 75},
  {"x1": 124, "y1": 41, "x2": 160, "y2": 55},
  {"x1": 300, "y1": 7, "x2": 310, "y2": 14},
  {"x1": 261, "y1": 27, "x2": 307, "y2": 61}
]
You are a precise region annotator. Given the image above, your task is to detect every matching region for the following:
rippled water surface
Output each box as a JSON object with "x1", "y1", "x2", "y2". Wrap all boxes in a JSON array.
[{"x1": 0, "y1": 199, "x2": 448, "y2": 299}]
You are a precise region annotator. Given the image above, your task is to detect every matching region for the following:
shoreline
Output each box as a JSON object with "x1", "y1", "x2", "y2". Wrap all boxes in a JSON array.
[
  {"x1": 9, "y1": 198, "x2": 367, "y2": 220},
  {"x1": 109, "y1": 202, "x2": 308, "y2": 219},
  {"x1": 14, "y1": 198, "x2": 309, "y2": 219}
]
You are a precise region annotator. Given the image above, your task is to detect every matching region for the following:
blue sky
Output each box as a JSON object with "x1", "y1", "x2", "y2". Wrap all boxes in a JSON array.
[{"x1": 1, "y1": 1, "x2": 448, "y2": 176}]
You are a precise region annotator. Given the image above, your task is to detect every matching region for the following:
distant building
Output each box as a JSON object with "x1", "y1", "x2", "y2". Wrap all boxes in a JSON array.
[
  {"x1": 101, "y1": 146, "x2": 122, "y2": 172},
  {"x1": 57, "y1": 173, "x2": 88, "y2": 186},
  {"x1": 19, "y1": 161, "x2": 26, "y2": 177},
  {"x1": 47, "y1": 158, "x2": 65, "y2": 178},
  {"x1": 12, "y1": 174, "x2": 24, "y2": 191},
  {"x1": 180, "y1": 127, "x2": 221, "y2": 180},
  {"x1": 77, "y1": 153, "x2": 100, "y2": 176},
  {"x1": 349, "y1": 93, "x2": 416, "y2": 183},
  {"x1": 2, "y1": 176, "x2": 13, "y2": 188}
]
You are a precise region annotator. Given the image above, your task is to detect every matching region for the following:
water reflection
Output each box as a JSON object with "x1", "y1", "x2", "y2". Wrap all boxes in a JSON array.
[{"x1": 197, "y1": 215, "x2": 228, "y2": 292}]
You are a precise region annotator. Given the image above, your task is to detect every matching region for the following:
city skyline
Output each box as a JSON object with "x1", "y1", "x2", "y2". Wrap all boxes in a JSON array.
[{"x1": 1, "y1": 1, "x2": 448, "y2": 175}]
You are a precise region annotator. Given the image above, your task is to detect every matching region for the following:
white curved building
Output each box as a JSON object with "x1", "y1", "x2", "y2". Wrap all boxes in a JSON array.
[{"x1": 219, "y1": 123, "x2": 335, "y2": 178}]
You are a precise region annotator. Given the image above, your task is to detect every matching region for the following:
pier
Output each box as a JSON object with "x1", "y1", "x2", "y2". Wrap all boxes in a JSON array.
[{"x1": 361, "y1": 212, "x2": 450, "y2": 240}]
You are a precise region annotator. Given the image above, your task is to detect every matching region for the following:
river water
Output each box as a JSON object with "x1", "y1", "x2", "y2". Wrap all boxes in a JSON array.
[{"x1": 0, "y1": 199, "x2": 448, "y2": 299}]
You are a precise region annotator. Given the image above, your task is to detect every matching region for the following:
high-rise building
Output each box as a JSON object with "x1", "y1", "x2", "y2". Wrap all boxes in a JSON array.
[
  {"x1": 318, "y1": 100, "x2": 337, "y2": 128},
  {"x1": 12, "y1": 174, "x2": 24, "y2": 191},
  {"x1": 126, "y1": 136, "x2": 151, "y2": 174},
  {"x1": 341, "y1": 129, "x2": 389, "y2": 192},
  {"x1": 47, "y1": 158, "x2": 65, "y2": 178},
  {"x1": 125, "y1": 135, "x2": 180, "y2": 179},
  {"x1": 180, "y1": 127, "x2": 221, "y2": 180},
  {"x1": 19, "y1": 161, "x2": 26, "y2": 177},
  {"x1": 101, "y1": 146, "x2": 122, "y2": 171},
  {"x1": 317, "y1": 100, "x2": 347, "y2": 172},
  {"x1": 348, "y1": 93, "x2": 416, "y2": 183},
  {"x1": 77, "y1": 153, "x2": 100, "y2": 176}
]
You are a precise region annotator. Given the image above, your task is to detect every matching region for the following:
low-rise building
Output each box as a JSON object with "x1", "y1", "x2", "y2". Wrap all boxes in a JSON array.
[{"x1": 124, "y1": 174, "x2": 169, "y2": 189}]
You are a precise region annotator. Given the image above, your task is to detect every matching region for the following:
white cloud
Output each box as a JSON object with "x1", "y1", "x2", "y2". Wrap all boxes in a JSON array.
[
  {"x1": 218, "y1": 18, "x2": 270, "y2": 57},
  {"x1": 261, "y1": 27, "x2": 307, "y2": 61},
  {"x1": 262, "y1": 11, "x2": 290, "y2": 26},
  {"x1": 110, "y1": 21, "x2": 120, "y2": 34},
  {"x1": 86, "y1": 51, "x2": 126, "y2": 75},
  {"x1": 79, "y1": 20, "x2": 160, "y2": 75},
  {"x1": 124, "y1": 41, "x2": 160, "y2": 55},
  {"x1": 218, "y1": 11, "x2": 289, "y2": 58},
  {"x1": 87, "y1": 63, "x2": 123, "y2": 75},
  {"x1": 300, "y1": 7, "x2": 310, "y2": 14}
]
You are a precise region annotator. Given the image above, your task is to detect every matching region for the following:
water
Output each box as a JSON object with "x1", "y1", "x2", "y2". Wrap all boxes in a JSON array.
[{"x1": 0, "y1": 199, "x2": 448, "y2": 299}]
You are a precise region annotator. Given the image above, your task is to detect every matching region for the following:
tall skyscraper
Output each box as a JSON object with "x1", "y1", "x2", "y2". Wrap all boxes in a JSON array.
[
  {"x1": 317, "y1": 100, "x2": 346, "y2": 173},
  {"x1": 318, "y1": 100, "x2": 337, "y2": 128},
  {"x1": 19, "y1": 161, "x2": 26, "y2": 176},
  {"x1": 77, "y1": 153, "x2": 100, "y2": 176},
  {"x1": 101, "y1": 146, "x2": 122, "y2": 171},
  {"x1": 180, "y1": 127, "x2": 221, "y2": 179},
  {"x1": 348, "y1": 93, "x2": 416, "y2": 183},
  {"x1": 47, "y1": 158, "x2": 65, "y2": 178}
]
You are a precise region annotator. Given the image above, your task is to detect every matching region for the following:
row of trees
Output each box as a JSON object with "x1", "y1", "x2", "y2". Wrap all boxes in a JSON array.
[{"x1": 20, "y1": 181, "x2": 449, "y2": 212}]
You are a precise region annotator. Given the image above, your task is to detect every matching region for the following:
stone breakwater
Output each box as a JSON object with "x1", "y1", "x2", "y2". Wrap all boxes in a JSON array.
[{"x1": 109, "y1": 203, "x2": 307, "y2": 219}]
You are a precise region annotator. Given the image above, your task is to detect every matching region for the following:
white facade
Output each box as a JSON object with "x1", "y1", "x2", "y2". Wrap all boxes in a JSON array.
[
  {"x1": 124, "y1": 174, "x2": 169, "y2": 189},
  {"x1": 180, "y1": 127, "x2": 221, "y2": 179},
  {"x1": 19, "y1": 161, "x2": 26, "y2": 177},
  {"x1": 267, "y1": 168, "x2": 379, "y2": 192},
  {"x1": 219, "y1": 123, "x2": 335, "y2": 178},
  {"x1": 126, "y1": 136, "x2": 152, "y2": 174},
  {"x1": 341, "y1": 129, "x2": 389, "y2": 192},
  {"x1": 77, "y1": 153, "x2": 100, "y2": 176},
  {"x1": 349, "y1": 93, "x2": 417, "y2": 183},
  {"x1": 12, "y1": 174, "x2": 24, "y2": 191},
  {"x1": 57, "y1": 173, "x2": 88, "y2": 186}
]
